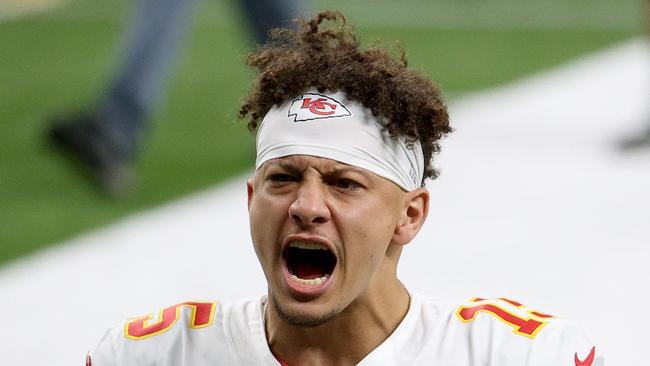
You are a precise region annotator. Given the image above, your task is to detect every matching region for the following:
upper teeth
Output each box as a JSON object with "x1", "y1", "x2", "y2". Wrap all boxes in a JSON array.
[{"x1": 289, "y1": 241, "x2": 328, "y2": 250}]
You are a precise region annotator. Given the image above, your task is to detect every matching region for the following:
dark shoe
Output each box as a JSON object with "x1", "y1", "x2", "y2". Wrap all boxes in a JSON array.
[
  {"x1": 619, "y1": 125, "x2": 650, "y2": 151},
  {"x1": 48, "y1": 114, "x2": 134, "y2": 198}
]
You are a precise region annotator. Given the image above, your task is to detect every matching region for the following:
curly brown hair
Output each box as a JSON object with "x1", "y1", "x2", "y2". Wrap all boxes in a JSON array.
[{"x1": 239, "y1": 11, "x2": 452, "y2": 181}]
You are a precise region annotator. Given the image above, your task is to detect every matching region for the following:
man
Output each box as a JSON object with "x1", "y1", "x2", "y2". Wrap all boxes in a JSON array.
[
  {"x1": 87, "y1": 11, "x2": 602, "y2": 365},
  {"x1": 48, "y1": 0, "x2": 306, "y2": 197},
  {"x1": 618, "y1": 0, "x2": 650, "y2": 150}
]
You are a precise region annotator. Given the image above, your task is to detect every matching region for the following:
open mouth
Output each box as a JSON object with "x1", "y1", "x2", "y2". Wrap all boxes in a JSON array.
[{"x1": 283, "y1": 241, "x2": 337, "y2": 286}]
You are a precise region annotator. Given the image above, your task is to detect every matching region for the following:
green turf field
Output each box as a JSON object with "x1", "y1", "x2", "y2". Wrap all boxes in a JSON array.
[{"x1": 0, "y1": 0, "x2": 644, "y2": 265}]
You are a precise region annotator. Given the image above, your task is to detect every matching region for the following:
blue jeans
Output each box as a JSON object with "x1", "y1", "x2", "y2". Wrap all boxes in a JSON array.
[{"x1": 96, "y1": 0, "x2": 306, "y2": 158}]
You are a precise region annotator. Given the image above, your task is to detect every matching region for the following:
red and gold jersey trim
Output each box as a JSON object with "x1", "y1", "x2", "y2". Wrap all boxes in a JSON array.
[{"x1": 456, "y1": 297, "x2": 555, "y2": 339}]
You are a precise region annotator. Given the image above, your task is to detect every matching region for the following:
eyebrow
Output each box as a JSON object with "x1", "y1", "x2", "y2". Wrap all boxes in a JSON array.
[
  {"x1": 264, "y1": 161, "x2": 303, "y2": 175},
  {"x1": 324, "y1": 166, "x2": 371, "y2": 178}
]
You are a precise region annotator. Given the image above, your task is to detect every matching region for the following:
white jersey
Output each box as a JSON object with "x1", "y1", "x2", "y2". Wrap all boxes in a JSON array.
[{"x1": 88, "y1": 293, "x2": 603, "y2": 366}]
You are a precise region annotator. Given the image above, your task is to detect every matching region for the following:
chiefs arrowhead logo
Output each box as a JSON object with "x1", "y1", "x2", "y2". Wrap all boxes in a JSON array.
[
  {"x1": 288, "y1": 93, "x2": 352, "y2": 122},
  {"x1": 575, "y1": 346, "x2": 596, "y2": 366}
]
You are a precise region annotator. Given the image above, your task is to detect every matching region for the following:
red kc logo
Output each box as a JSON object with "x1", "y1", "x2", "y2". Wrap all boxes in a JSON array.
[
  {"x1": 301, "y1": 97, "x2": 337, "y2": 115},
  {"x1": 288, "y1": 93, "x2": 352, "y2": 122}
]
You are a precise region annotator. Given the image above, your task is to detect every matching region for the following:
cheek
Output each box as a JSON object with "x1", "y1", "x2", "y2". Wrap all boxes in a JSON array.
[
  {"x1": 249, "y1": 193, "x2": 288, "y2": 258},
  {"x1": 340, "y1": 203, "x2": 397, "y2": 263}
]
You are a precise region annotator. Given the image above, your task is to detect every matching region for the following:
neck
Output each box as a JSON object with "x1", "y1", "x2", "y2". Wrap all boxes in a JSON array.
[{"x1": 265, "y1": 273, "x2": 409, "y2": 365}]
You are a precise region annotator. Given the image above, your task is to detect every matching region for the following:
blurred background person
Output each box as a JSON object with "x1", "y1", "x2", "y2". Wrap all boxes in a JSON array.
[
  {"x1": 619, "y1": 0, "x2": 650, "y2": 150},
  {"x1": 47, "y1": 0, "x2": 307, "y2": 197}
]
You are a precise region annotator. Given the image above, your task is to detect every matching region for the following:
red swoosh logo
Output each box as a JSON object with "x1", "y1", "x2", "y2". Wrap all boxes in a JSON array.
[{"x1": 575, "y1": 346, "x2": 595, "y2": 366}]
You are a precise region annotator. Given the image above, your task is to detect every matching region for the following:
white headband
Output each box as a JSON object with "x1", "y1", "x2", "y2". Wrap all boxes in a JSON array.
[{"x1": 255, "y1": 89, "x2": 424, "y2": 191}]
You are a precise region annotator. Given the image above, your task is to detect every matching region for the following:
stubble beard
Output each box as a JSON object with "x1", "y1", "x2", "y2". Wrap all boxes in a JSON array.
[{"x1": 270, "y1": 292, "x2": 342, "y2": 328}]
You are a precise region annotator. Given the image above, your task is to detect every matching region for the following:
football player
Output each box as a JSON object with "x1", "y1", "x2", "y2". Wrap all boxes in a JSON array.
[{"x1": 87, "y1": 11, "x2": 602, "y2": 366}]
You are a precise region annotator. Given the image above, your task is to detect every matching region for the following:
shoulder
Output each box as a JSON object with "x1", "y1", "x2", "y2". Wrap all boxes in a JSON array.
[
  {"x1": 88, "y1": 299, "x2": 257, "y2": 366},
  {"x1": 415, "y1": 295, "x2": 603, "y2": 365}
]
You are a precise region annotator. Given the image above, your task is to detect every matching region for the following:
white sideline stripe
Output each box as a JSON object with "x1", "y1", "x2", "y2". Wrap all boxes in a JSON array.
[
  {"x1": 331, "y1": 1, "x2": 642, "y2": 31},
  {"x1": 0, "y1": 38, "x2": 648, "y2": 365},
  {"x1": 0, "y1": 0, "x2": 69, "y2": 22}
]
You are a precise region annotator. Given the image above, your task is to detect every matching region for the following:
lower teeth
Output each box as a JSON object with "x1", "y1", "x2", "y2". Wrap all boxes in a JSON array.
[{"x1": 291, "y1": 274, "x2": 328, "y2": 286}]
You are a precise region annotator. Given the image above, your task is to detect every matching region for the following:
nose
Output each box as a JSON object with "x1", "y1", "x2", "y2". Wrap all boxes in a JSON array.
[{"x1": 288, "y1": 180, "x2": 331, "y2": 226}]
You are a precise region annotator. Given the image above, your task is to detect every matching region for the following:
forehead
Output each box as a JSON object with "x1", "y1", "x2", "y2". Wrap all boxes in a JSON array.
[{"x1": 258, "y1": 155, "x2": 371, "y2": 175}]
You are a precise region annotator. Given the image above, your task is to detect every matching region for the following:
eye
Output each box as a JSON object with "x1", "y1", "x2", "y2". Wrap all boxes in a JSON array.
[
  {"x1": 267, "y1": 173, "x2": 298, "y2": 183},
  {"x1": 328, "y1": 178, "x2": 361, "y2": 190}
]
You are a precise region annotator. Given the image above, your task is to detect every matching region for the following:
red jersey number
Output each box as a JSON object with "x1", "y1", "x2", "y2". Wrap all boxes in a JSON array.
[{"x1": 124, "y1": 301, "x2": 217, "y2": 340}]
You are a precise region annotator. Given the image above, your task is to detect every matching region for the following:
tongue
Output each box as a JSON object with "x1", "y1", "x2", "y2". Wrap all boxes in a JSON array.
[{"x1": 293, "y1": 262, "x2": 326, "y2": 280}]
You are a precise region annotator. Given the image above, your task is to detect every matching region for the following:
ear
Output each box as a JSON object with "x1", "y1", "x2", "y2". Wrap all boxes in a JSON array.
[
  {"x1": 392, "y1": 188, "x2": 429, "y2": 246},
  {"x1": 247, "y1": 178, "x2": 254, "y2": 211}
]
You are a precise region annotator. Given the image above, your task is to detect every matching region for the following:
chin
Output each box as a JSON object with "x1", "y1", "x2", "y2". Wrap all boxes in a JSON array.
[{"x1": 270, "y1": 293, "x2": 341, "y2": 328}]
